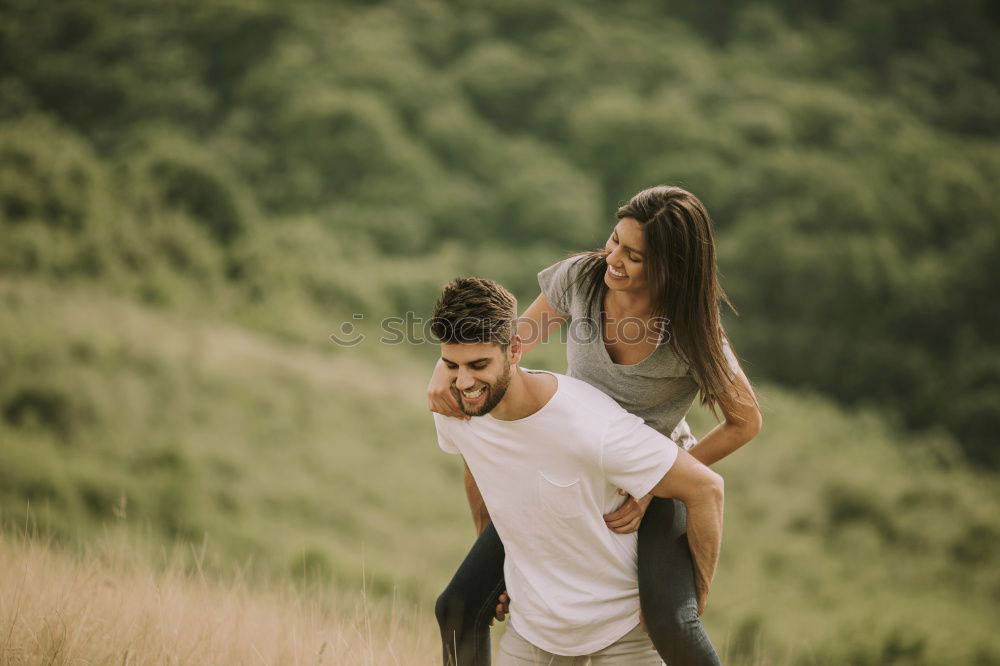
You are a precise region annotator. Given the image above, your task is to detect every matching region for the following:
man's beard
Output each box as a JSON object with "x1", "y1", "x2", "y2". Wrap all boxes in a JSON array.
[{"x1": 456, "y1": 361, "x2": 512, "y2": 417}]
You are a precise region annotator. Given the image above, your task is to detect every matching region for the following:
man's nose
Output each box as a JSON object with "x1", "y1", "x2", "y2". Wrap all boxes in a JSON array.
[{"x1": 455, "y1": 369, "x2": 476, "y2": 390}]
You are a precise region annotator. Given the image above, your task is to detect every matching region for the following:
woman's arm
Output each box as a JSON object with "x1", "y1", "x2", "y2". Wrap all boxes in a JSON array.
[
  {"x1": 427, "y1": 293, "x2": 567, "y2": 418},
  {"x1": 516, "y1": 293, "x2": 567, "y2": 356},
  {"x1": 605, "y1": 359, "x2": 760, "y2": 534},
  {"x1": 688, "y1": 362, "x2": 762, "y2": 467}
]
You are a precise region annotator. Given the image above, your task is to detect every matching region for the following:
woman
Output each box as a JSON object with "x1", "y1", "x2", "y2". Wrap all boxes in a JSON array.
[{"x1": 429, "y1": 185, "x2": 761, "y2": 665}]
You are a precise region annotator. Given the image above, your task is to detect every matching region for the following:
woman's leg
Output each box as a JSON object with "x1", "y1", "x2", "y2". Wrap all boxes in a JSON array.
[
  {"x1": 435, "y1": 521, "x2": 506, "y2": 666},
  {"x1": 637, "y1": 497, "x2": 722, "y2": 665}
]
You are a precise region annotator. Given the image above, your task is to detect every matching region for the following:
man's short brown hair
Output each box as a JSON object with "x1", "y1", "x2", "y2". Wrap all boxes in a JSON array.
[{"x1": 430, "y1": 277, "x2": 517, "y2": 347}]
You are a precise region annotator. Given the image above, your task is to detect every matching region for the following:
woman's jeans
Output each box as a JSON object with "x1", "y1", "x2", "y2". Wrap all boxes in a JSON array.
[{"x1": 435, "y1": 498, "x2": 721, "y2": 666}]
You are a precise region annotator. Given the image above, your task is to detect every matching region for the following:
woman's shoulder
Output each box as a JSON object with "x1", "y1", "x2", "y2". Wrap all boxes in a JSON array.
[
  {"x1": 537, "y1": 254, "x2": 599, "y2": 315},
  {"x1": 541, "y1": 253, "x2": 592, "y2": 280}
]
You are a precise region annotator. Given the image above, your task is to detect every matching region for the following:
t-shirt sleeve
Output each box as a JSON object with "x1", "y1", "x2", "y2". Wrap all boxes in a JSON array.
[
  {"x1": 723, "y1": 337, "x2": 740, "y2": 377},
  {"x1": 703, "y1": 336, "x2": 742, "y2": 394},
  {"x1": 537, "y1": 256, "x2": 584, "y2": 316},
  {"x1": 433, "y1": 413, "x2": 460, "y2": 455},
  {"x1": 669, "y1": 418, "x2": 698, "y2": 451},
  {"x1": 600, "y1": 410, "x2": 678, "y2": 499}
]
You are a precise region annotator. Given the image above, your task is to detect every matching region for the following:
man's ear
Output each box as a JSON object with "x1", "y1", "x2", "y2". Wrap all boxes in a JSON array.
[{"x1": 508, "y1": 334, "x2": 523, "y2": 366}]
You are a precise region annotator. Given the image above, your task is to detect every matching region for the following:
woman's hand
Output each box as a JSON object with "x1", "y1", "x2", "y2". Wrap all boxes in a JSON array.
[
  {"x1": 427, "y1": 358, "x2": 468, "y2": 420},
  {"x1": 603, "y1": 490, "x2": 653, "y2": 534}
]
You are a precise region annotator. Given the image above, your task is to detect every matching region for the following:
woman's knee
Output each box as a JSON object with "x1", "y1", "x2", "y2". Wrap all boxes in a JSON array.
[
  {"x1": 647, "y1": 600, "x2": 700, "y2": 635},
  {"x1": 435, "y1": 585, "x2": 464, "y2": 629},
  {"x1": 435, "y1": 581, "x2": 494, "y2": 630}
]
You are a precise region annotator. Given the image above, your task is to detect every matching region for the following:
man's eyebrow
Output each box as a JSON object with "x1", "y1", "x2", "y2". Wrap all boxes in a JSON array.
[{"x1": 440, "y1": 356, "x2": 492, "y2": 365}]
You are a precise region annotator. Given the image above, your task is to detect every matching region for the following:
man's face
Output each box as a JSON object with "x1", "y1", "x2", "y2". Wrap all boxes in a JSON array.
[{"x1": 440, "y1": 342, "x2": 513, "y2": 417}]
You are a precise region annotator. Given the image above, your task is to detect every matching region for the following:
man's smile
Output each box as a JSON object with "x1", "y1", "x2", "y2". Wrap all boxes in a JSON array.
[{"x1": 460, "y1": 385, "x2": 487, "y2": 403}]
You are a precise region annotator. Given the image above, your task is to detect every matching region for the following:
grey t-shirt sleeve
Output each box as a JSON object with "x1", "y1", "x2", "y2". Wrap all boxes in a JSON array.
[
  {"x1": 723, "y1": 338, "x2": 739, "y2": 376},
  {"x1": 670, "y1": 418, "x2": 698, "y2": 451},
  {"x1": 537, "y1": 256, "x2": 584, "y2": 316},
  {"x1": 702, "y1": 337, "x2": 742, "y2": 394},
  {"x1": 599, "y1": 410, "x2": 679, "y2": 499}
]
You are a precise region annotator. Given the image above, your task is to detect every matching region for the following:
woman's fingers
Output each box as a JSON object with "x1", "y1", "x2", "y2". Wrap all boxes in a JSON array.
[
  {"x1": 605, "y1": 493, "x2": 648, "y2": 532},
  {"x1": 610, "y1": 517, "x2": 642, "y2": 534},
  {"x1": 429, "y1": 392, "x2": 468, "y2": 419},
  {"x1": 444, "y1": 388, "x2": 469, "y2": 420},
  {"x1": 605, "y1": 512, "x2": 635, "y2": 528},
  {"x1": 605, "y1": 508, "x2": 641, "y2": 529},
  {"x1": 604, "y1": 498, "x2": 640, "y2": 524}
]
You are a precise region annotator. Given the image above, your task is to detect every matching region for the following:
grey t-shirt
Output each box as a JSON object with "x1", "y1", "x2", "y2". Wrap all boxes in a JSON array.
[{"x1": 538, "y1": 255, "x2": 739, "y2": 450}]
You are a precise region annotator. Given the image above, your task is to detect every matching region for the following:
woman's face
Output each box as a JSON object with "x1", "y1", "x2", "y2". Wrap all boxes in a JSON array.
[{"x1": 603, "y1": 217, "x2": 648, "y2": 294}]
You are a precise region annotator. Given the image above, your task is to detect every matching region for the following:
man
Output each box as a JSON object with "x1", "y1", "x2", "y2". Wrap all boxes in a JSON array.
[{"x1": 431, "y1": 277, "x2": 724, "y2": 665}]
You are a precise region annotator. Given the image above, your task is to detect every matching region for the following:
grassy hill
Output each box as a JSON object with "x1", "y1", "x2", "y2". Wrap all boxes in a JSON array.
[{"x1": 2, "y1": 277, "x2": 998, "y2": 664}]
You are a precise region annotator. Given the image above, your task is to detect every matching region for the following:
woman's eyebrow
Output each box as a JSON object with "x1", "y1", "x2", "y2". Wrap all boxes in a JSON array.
[{"x1": 613, "y1": 226, "x2": 643, "y2": 257}]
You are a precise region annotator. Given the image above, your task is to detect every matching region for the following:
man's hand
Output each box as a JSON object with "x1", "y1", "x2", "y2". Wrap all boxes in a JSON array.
[
  {"x1": 489, "y1": 590, "x2": 510, "y2": 626},
  {"x1": 603, "y1": 490, "x2": 652, "y2": 534}
]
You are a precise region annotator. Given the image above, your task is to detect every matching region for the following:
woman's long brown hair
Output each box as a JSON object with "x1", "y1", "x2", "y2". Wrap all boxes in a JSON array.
[{"x1": 572, "y1": 185, "x2": 755, "y2": 417}]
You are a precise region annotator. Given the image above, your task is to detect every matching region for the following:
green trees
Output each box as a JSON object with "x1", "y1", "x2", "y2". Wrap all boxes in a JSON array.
[{"x1": 1, "y1": 0, "x2": 997, "y2": 463}]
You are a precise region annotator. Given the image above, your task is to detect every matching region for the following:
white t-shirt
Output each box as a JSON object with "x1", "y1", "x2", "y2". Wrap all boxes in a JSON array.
[{"x1": 434, "y1": 371, "x2": 678, "y2": 656}]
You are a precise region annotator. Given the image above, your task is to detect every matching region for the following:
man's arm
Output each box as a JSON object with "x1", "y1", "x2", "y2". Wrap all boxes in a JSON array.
[
  {"x1": 648, "y1": 448, "x2": 724, "y2": 615},
  {"x1": 463, "y1": 460, "x2": 491, "y2": 535}
]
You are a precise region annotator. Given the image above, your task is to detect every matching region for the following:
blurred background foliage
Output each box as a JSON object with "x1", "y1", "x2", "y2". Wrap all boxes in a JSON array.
[
  {"x1": 2, "y1": 0, "x2": 997, "y2": 464},
  {"x1": 1, "y1": 0, "x2": 999, "y2": 663}
]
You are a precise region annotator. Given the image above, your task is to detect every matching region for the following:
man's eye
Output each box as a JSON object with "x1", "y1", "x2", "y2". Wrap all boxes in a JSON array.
[{"x1": 472, "y1": 364, "x2": 486, "y2": 370}]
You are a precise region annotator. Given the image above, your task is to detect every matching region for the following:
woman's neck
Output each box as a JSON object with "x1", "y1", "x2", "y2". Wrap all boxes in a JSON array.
[{"x1": 604, "y1": 288, "x2": 652, "y2": 319}]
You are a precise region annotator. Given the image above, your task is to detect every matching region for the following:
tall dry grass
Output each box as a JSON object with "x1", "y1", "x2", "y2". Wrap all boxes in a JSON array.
[{"x1": 0, "y1": 530, "x2": 438, "y2": 665}]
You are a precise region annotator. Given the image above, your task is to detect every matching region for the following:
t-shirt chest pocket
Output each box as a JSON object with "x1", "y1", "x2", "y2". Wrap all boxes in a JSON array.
[{"x1": 538, "y1": 471, "x2": 585, "y2": 519}]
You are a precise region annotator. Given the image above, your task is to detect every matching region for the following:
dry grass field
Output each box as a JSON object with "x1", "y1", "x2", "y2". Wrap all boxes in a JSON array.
[{"x1": 0, "y1": 530, "x2": 439, "y2": 666}]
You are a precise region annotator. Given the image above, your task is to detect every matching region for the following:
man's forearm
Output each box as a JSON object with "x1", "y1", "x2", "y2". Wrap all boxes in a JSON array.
[{"x1": 684, "y1": 484, "x2": 724, "y2": 613}]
